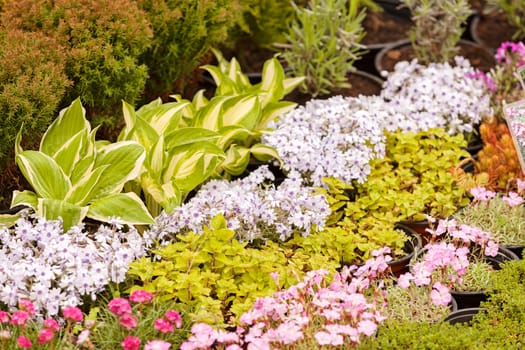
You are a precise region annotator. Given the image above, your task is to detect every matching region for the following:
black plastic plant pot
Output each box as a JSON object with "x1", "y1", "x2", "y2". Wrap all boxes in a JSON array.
[
  {"x1": 388, "y1": 224, "x2": 422, "y2": 277},
  {"x1": 444, "y1": 307, "x2": 487, "y2": 325}
]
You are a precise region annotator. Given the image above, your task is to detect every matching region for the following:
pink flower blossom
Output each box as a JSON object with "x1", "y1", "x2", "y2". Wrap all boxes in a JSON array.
[
  {"x1": 121, "y1": 336, "x2": 141, "y2": 350},
  {"x1": 485, "y1": 240, "x2": 499, "y2": 257},
  {"x1": 517, "y1": 178, "x2": 525, "y2": 192},
  {"x1": 10, "y1": 311, "x2": 29, "y2": 326},
  {"x1": 470, "y1": 187, "x2": 496, "y2": 201},
  {"x1": 63, "y1": 306, "x2": 83, "y2": 322},
  {"x1": 0, "y1": 311, "x2": 9, "y2": 323},
  {"x1": 165, "y1": 310, "x2": 182, "y2": 328},
  {"x1": 357, "y1": 319, "x2": 378, "y2": 336},
  {"x1": 18, "y1": 300, "x2": 35, "y2": 316},
  {"x1": 154, "y1": 318, "x2": 174, "y2": 333},
  {"x1": 144, "y1": 340, "x2": 171, "y2": 350},
  {"x1": 397, "y1": 273, "x2": 413, "y2": 289},
  {"x1": 17, "y1": 335, "x2": 32, "y2": 348},
  {"x1": 314, "y1": 331, "x2": 333, "y2": 345},
  {"x1": 430, "y1": 282, "x2": 452, "y2": 306},
  {"x1": 43, "y1": 318, "x2": 60, "y2": 332},
  {"x1": 76, "y1": 330, "x2": 90, "y2": 345},
  {"x1": 503, "y1": 192, "x2": 524, "y2": 207},
  {"x1": 108, "y1": 298, "x2": 132, "y2": 316},
  {"x1": 129, "y1": 290, "x2": 154, "y2": 304},
  {"x1": 37, "y1": 328, "x2": 55, "y2": 345},
  {"x1": 119, "y1": 313, "x2": 138, "y2": 331}
]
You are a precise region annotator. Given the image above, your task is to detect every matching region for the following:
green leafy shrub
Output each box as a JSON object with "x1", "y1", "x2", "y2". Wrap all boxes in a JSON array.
[
  {"x1": 137, "y1": 0, "x2": 243, "y2": 100},
  {"x1": 127, "y1": 214, "x2": 339, "y2": 325},
  {"x1": 0, "y1": 29, "x2": 70, "y2": 166},
  {"x1": 1, "y1": 0, "x2": 153, "y2": 132}
]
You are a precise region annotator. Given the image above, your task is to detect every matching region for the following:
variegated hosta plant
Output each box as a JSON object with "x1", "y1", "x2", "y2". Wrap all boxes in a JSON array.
[
  {"x1": 188, "y1": 50, "x2": 304, "y2": 176},
  {"x1": 9, "y1": 98, "x2": 154, "y2": 230},
  {"x1": 119, "y1": 100, "x2": 226, "y2": 217}
]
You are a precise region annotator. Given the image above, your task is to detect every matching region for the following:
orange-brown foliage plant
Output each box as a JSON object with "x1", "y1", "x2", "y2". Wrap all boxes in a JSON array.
[{"x1": 474, "y1": 118, "x2": 525, "y2": 190}]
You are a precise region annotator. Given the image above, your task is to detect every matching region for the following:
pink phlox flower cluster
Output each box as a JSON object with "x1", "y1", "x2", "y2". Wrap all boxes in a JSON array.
[
  {"x1": 503, "y1": 191, "x2": 524, "y2": 207},
  {"x1": 495, "y1": 41, "x2": 525, "y2": 66},
  {"x1": 182, "y1": 252, "x2": 392, "y2": 349},
  {"x1": 470, "y1": 186, "x2": 497, "y2": 202}
]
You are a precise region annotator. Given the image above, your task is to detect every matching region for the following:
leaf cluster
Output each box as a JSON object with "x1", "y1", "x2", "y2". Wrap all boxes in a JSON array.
[
  {"x1": 474, "y1": 119, "x2": 524, "y2": 190},
  {"x1": 0, "y1": 28, "x2": 70, "y2": 166},
  {"x1": 127, "y1": 214, "x2": 339, "y2": 325},
  {"x1": 277, "y1": 0, "x2": 367, "y2": 97},
  {"x1": 1, "y1": 0, "x2": 153, "y2": 130},
  {"x1": 326, "y1": 129, "x2": 470, "y2": 224},
  {"x1": 137, "y1": 0, "x2": 243, "y2": 100},
  {"x1": 404, "y1": 0, "x2": 472, "y2": 64}
]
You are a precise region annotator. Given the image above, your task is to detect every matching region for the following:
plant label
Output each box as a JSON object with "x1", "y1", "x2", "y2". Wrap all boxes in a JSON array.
[{"x1": 504, "y1": 99, "x2": 525, "y2": 174}]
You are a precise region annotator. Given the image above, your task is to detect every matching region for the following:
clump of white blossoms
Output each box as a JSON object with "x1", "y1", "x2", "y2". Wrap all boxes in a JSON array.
[
  {"x1": 380, "y1": 56, "x2": 491, "y2": 135},
  {"x1": 0, "y1": 215, "x2": 148, "y2": 317},
  {"x1": 262, "y1": 95, "x2": 386, "y2": 187},
  {"x1": 149, "y1": 166, "x2": 330, "y2": 243}
]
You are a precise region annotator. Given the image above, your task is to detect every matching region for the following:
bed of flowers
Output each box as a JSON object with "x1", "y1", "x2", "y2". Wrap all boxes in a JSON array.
[{"x1": 2, "y1": 0, "x2": 525, "y2": 343}]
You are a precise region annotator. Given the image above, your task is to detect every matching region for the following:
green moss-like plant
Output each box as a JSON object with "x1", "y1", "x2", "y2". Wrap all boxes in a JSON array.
[
  {"x1": 126, "y1": 214, "x2": 339, "y2": 325},
  {"x1": 1, "y1": 0, "x2": 153, "y2": 134}
]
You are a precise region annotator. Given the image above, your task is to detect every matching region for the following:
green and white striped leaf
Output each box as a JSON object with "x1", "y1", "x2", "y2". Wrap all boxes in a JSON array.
[
  {"x1": 250, "y1": 144, "x2": 282, "y2": 163},
  {"x1": 221, "y1": 95, "x2": 261, "y2": 130},
  {"x1": 11, "y1": 190, "x2": 38, "y2": 209},
  {"x1": 88, "y1": 192, "x2": 154, "y2": 225},
  {"x1": 216, "y1": 126, "x2": 254, "y2": 149},
  {"x1": 220, "y1": 146, "x2": 251, "y2": 176},
  {"x1": 165, "y1": 127, "x2": 220, "y2": 150},
  {"x1": 38, "y1": 198, "x2": 88, "y2": 231},
  {"x1": 89, "y1": 141, "x2": 146, "y2": 200},
  {"x1": 259, "y1": 57, "x2": 285, "y2": 105},
  {"x1": 40, "y1": 98, "x2": 89, "y2": 157},
  {"x1": 52, "y1": 130, "x2": 87, "y2": 177},
  {"x1": 65, "y1": 164, "x2": 109, "y2": 206},
  {"x1": 16, "y1": 150, "x2": 71, "y2": 200},
  {"x1": 258, "y1": 101, "x2": 298, "y2": 130},
  {"x1": 283, "y1": 76, "x2": 306, "y2": 95},
  {"x1": 194, "y1": 96, "x2": 229, "y2": 130}
]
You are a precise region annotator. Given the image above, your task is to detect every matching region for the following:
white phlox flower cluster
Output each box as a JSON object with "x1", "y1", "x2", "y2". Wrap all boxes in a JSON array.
[
  {"x1": 0, "y1": 216, "x2": 148, "y2": 317},
  {"x1": 380, "y1": 56, "x2": 491, "y2": 135},
  {"x1": 148, "y1": 166, "x2": 330, "y2": 243}
]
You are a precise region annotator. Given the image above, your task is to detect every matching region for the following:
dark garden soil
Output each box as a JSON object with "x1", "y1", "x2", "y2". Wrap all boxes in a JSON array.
[
  {"x1": 285, "y1": 71, "x2": 383, "y2": 105},
  {"x1": 376, "y1": 39, "x2": 496, "y2": 74},
  {"x1": 362, "y1": 10, "x2": 413, "y2": 49},
  {"x1": 470, "y1": 13, "x2": 519, "y2": 52}
]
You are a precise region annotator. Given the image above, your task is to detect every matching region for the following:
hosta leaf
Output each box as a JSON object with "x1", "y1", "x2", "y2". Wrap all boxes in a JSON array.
[
  {"x1": 149, "y1": 101, "x2": 189, "y2": 134},
  {"x1": 259, "y1": 101, "x2": 298, "y2": 130},
  {"x1": 221, "y1": 146, "x2": 251, "y2": 176},
  {"x1": 250, "y1": 144, "x2": 282, "y2": 163},
  {"x1": 259, "y1": 57, "x2": 285, "y2": 104},
  {"x1": 89, "y1": 141, "x2": 145, "y2": 200},
  {"x1": 88, "y1": 192, "x2": 154, "y2": 225},
  {"x1": 38, "y1": 198, "x2": 88, "y2": 231},
  {"x1": 164, "y1": 142, "x2": 225, "y2": 183},
  {"x1": 16, "y1": 150, "x2": 71, "y2": 200},
  {"x1": 165, "y1": 127, "x2": 220, "y2": 150},
  {"x1": 194, "y1": 96, "x2": 229, "y2": 130},
  {"x1": 11, "y1": 190, "x2": 38, "y2": 209},
  {"x1": 40, "y1": 98, "x2": 89, "y2": 157},
  {"x1": 221, "y1": 95, "x2": 261, "y2": 130},
  {"x1": 216, "y1": 126, "x2": 254, "y2": 149},
  {"x1": 65, "y1": 165, "x2": 109, "y2": 206},
  {"x1": 52, "y1": 130, "x2": 87, "y2": 177},
  {"x1": 283, "y1": 76, "x2": 306, "y2": 95}
]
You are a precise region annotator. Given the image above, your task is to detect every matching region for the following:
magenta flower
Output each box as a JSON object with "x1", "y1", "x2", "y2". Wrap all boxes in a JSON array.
[
  {"x1": 165, "y1": 310, "x2": 182, "y2": 328},
  {"x1": 18, "y1": 300, "x2": 35, "y2": 317},
  {"x1": 37, "y1": 328, "x2": 55, "y2": 345},
  {"x1": 108, "y1": 298, "x2": 132, "y2": 316},
  {"x1": 430, "y1": 282, "x2": 452, "y2": 306},
  {"x1": 121, "y1": 336, "x2": 141, "y2": 350},
  {"x1": 397, "y1": 273, "x2": 413, "y2": 289},
  {"x1": 485, "y1": 240, "x2": 499, "y2": 257},
  {"x1": 502, "y1": 192, "x2": 524, "y2": 207},
  {"x1": 129, "y1": 290, "x2": 154, "y2": 304},
  {"x1": 62, "y1": 306, "x2": 83, "y2": 322},
  {"x1": 119, "y1": 313, "x2": 138, "y2": 331},
  {"x1": 357, "y1": 319, "x2": 378, "y2": 336},
  {"x1": 154, "y1": 318, "x2": 174, "y2": 333},
  {"x1": 144, "y1": 340, "x2": 172, "y2": 350},
  {"x1": 0, "y1": 311, "x2": 9, "y2": 323},
  {"x1": 10, "y1": 311, "x2": 29, "y2": 326},
  {"x1": 17, "y1": 335, "x2": 32, "y2": 348},
  {"x1": 43, "y1": 318, "x2": 60, "y2": 332}
]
